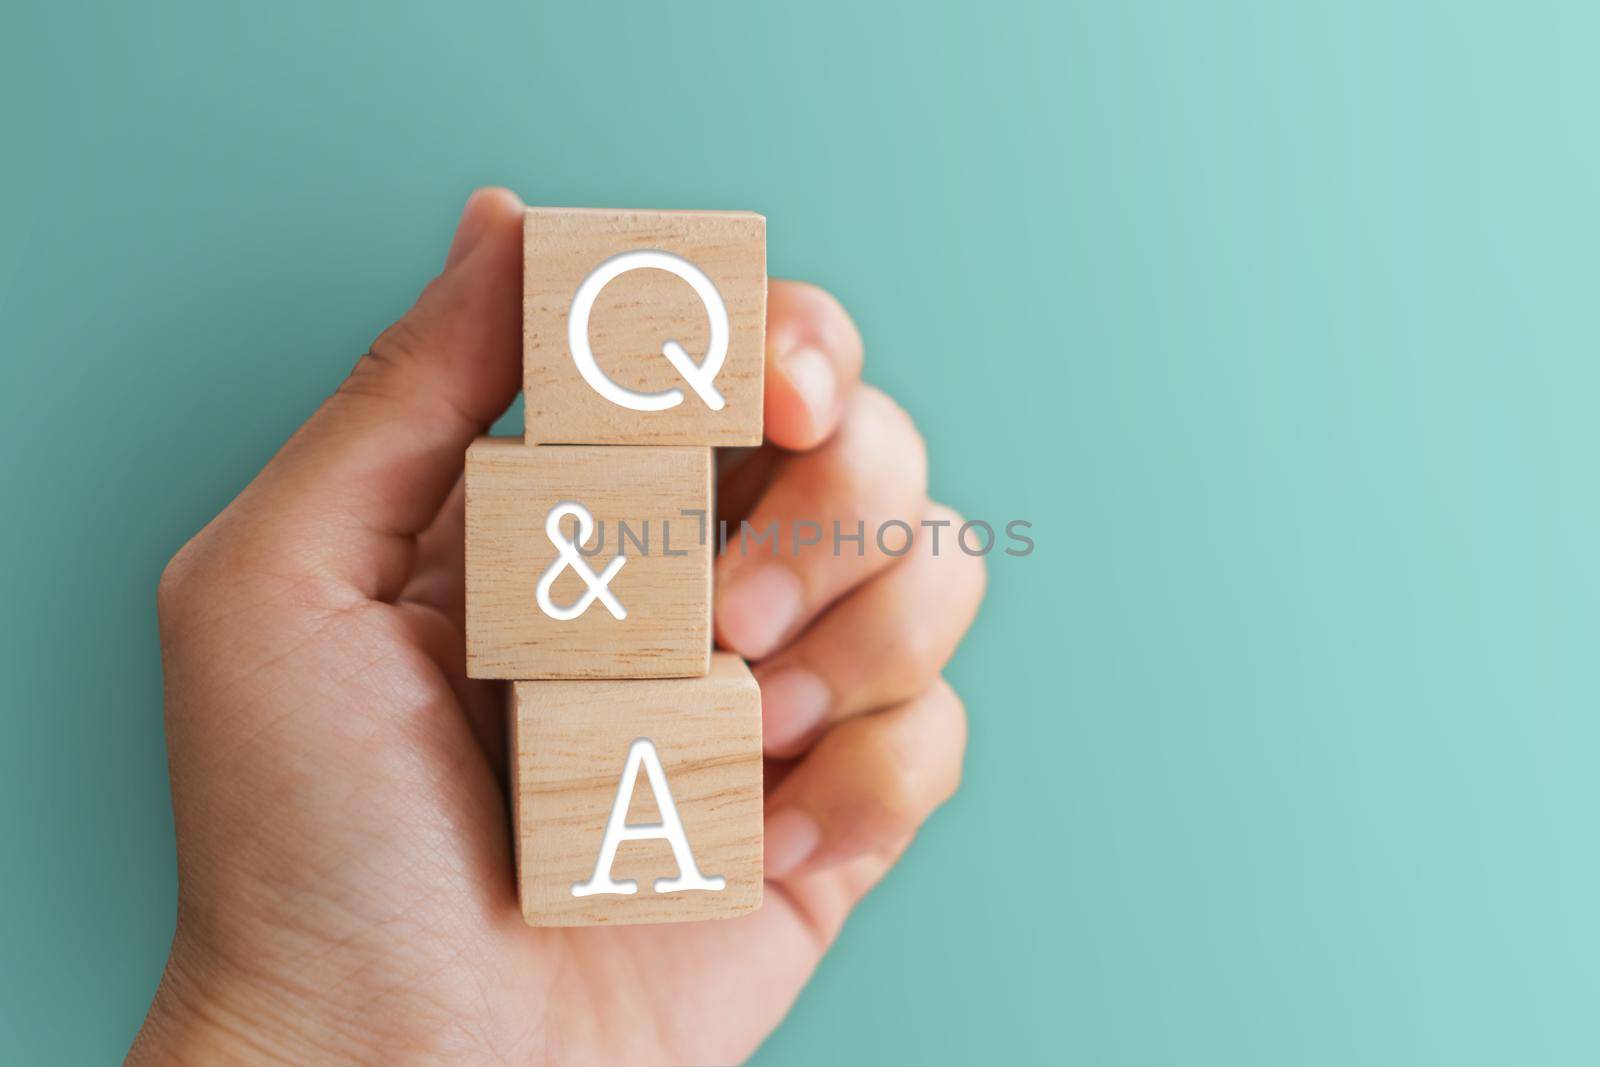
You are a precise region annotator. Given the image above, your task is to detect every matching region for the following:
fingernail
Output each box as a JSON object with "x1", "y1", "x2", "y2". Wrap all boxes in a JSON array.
[
  {"x1": 764, "y1": 808, "x2": 821, "y2": 879},
  {"x1": 757, "y1": 666, "x2": 831, "y2": 753},
  {"x1": 779, "y1": 345, "x2": 836, "y2": 427},
  {"x1": 444, "y1": 190, "x2": 494, "y2": 269},
  {"x1": 716, "y1": 563, "x2": 804, "y2": 659}
]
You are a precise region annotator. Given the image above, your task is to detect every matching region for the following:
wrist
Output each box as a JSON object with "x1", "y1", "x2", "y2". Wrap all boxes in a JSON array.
[
  {"x1": 129, "y1": 938, "x2": 308, "y2": 1066},
  {"x1": 130, "y1": 925, "x2": 381, "y2": 1066}
]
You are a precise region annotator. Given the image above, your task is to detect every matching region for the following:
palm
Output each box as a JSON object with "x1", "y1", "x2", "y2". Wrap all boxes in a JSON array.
[
  {"x1": 187, "y1": 473, "x2": 886, "y2": 1064},
  {"x1": 285, "y1": 630, "x2": 878, "y2": 1065}
]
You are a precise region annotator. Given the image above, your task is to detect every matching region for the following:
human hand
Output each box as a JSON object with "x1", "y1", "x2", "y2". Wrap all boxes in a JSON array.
[{"x1": 130, "y1": 188, "x2": 984, "y2": 1066}]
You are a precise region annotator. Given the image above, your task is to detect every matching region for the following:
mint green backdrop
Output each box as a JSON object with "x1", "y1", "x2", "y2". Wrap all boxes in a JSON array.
[{"x1": 4, "y1": 1, "x2": 1598, "y2": 1063}]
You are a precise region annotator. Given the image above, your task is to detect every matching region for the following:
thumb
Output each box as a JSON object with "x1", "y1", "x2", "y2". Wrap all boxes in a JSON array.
[{"x1": 228, "y1": 187, "x2": 525, "y2": 599}]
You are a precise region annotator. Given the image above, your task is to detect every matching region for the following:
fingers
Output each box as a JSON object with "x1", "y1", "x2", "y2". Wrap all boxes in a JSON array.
[
  {"x1": 714, "y1": 386, "x2": 928, "y2": 659},
  {"x1": 764, "y1": 680, "x2": 967, "y2": 881},
  {"x1": 763, "y1": 281, "x2": 865, "y2": 450},
  {"x1": 754, "y1": 504, "x2": 986, "y2": 756},
  {"x1": 190, "y1": 188, "x2": 526, "y2": 600}
]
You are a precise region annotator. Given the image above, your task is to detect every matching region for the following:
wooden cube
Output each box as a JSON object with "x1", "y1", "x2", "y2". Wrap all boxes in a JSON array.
[
  {"x1": 510, "y1": 653, "x2": 764, "y2": 926},
  {"x1": 523, "y1": 206, "x2": 766, "y2": 446},
  {"x1": 465, "y1": 438, "x2": 711, "y2": 680}
]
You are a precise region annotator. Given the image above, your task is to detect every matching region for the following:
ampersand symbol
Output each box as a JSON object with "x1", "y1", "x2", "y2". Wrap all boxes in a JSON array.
[{"x1": 536, "y1": 501, "x2": 628, "y2": 621}]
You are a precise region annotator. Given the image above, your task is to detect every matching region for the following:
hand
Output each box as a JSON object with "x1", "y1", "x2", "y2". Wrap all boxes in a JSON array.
[{"x1": 131, "y1": 189, "x2": 984, "y2": 1066}]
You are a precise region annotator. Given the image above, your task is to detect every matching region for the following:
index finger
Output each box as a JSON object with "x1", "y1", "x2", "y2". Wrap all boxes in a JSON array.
[{"x1": 763, "y1": 280, "x2": 865, "y2": 450}]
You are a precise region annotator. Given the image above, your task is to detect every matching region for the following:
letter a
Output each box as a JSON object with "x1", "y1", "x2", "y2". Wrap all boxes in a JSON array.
[{"x1": 571, "y1": 738, "x2": 726, "y2": 897}]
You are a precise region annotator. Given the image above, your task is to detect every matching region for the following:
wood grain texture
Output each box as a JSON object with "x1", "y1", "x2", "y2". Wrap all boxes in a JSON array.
[
  {"x1": 511, "y1": 653, "x2": 764, "y2": 926},
  {"x1": 524, "y1": 206, "x2": 766, "y2": 446},
  {"x1": 465, "y1": 438, "x2": 712, "y2": 679}
]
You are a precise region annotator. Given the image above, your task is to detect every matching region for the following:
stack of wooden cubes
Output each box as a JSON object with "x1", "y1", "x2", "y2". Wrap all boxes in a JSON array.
[{"x1": 465, "y1": 207, "x2": 767, "y2": 926}]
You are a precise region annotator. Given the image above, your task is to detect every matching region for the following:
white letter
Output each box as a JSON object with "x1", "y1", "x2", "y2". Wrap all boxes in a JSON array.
[
  {"x1": 568, "y1": 250, "x2": 729, "y2": 412},
  {"x1": 571, "y1": 738, "x2": 726, "y2": 896}
]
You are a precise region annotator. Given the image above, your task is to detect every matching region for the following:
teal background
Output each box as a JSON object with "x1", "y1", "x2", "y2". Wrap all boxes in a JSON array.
[{"x1": 3, "y1": 1, "x2": 1598, "y2": 1062}]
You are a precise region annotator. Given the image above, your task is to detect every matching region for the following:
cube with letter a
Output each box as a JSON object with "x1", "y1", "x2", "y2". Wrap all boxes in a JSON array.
[{"x1": 510, "y1": 653, "x2": 764, "y2": 926}]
